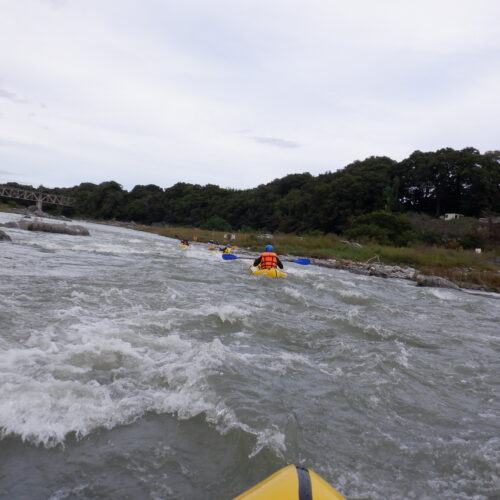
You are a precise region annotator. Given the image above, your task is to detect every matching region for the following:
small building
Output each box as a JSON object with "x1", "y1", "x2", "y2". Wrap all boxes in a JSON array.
[{"x1": 442, "y1": 213, "x2": 464, "y2": 221}]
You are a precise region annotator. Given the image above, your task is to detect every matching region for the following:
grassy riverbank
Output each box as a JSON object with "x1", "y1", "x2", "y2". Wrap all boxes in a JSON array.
[{"x1": 137, "y1": 225, "x2": 500, "y2": 292}]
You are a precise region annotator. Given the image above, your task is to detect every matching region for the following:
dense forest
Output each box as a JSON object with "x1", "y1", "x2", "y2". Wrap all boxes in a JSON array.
[{"x1": 2, "y1": 148, "x2": 500, "y2": 238}]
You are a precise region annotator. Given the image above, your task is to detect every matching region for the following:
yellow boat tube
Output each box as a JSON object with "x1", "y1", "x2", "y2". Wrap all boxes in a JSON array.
[
  {"x1": 234, "y1": 465, "x2": 346, "y2": 500},
  {"x1": 249, "y1": 265, "x2": 287, "y2": 278}
]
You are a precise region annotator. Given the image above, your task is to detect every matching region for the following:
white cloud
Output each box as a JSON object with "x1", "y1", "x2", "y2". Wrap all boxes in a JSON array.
[{"x1": 0, "y1": 0, "x2": 499, "y2": 189}]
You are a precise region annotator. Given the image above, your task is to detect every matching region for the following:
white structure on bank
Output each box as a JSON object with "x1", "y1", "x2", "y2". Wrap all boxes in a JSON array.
[{"x1": 442, "y1": 213, "x2": 464, "y2": 221}]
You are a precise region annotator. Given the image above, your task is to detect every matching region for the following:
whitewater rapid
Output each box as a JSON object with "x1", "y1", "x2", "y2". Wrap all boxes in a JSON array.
[{"x1": 0, "y1": 213, "x2": 499, "y2": 499}]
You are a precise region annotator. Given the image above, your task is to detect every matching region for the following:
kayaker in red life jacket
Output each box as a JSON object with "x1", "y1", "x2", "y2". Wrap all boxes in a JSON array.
[{"x1": 253, "y1": 245, "x2": 284, "y2": 269}]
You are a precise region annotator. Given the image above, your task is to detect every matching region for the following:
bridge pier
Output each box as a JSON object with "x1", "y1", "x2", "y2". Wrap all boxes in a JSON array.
[{"x1": 36, "y1": 199, "x2": 43, "y2": 211}]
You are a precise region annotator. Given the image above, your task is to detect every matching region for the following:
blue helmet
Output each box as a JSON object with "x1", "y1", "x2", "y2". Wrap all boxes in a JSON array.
[
  {"x1": 227, "y1": 244, "x2": 232, "y2": 248},
  {"x1": 265, "y1": 244, "x2": 274, "y2": 252}
]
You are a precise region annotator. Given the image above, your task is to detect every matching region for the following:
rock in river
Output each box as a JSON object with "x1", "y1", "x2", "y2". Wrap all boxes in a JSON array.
[
  {"x1": 0, "y1": 219, "x2": 90, "y2": 236},
  {"x1": 0, "y1": 229, "x2": 12, "y2": 241}
]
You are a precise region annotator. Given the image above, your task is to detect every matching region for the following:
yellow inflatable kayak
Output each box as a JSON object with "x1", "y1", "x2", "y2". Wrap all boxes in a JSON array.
[
  {"x1": 234, "y1": 465, "x2": 346, "y2": 499},
  {"x1": 179, "y1": 244, "x2": 189, "y2": 248},
  {"x1": 249, "y1": 265, "x2": 287, "y2": 278}
]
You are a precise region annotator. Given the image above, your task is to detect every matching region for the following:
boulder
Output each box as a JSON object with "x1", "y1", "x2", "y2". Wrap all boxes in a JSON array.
[
  {"x1": 0, "y1": 220, "x2": 89, "y2": 236},
  {"x1": 27, "y1": 221, "x2": 90, "y2": 235},
  {"x1": 0, "y1": 221, "x2": 20, "y2": 228},
  {"x1": 368, "y1": 265, "x2": 389, "y2": 278}
]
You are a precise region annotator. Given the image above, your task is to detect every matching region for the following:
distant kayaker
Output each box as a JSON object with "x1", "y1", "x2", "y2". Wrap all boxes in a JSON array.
[
  {"x1": 180, "y1": 239, "x2": 189, "y2": 246},
  {"x1": 253, "y1": 245, "x2": 284, "y2": 269}
]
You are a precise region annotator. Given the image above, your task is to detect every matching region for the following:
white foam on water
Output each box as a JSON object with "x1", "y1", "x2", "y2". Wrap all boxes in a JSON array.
[
  {"x1": 248, "y1": 426, "x2": 286, "y2": 458},
  {"x1": 47, "y1": 483, "x2": 91, "y2": 500},
  {"x1": 282, "y1": 286, "x2": 305, "y2": 303},
  {"x1": 336, "y1": 278, "x2": 355, "y2": 287},
  {"x1": 209, "y1": 304, "x2": 250, "y2": 323},
  {"x1": 428, "y1": 289, "x2": 460, "y2": 301},
  {"x1": 0, "y1": 306, "x2": 288, "y2": 458},
  {"x1": 317, "y1": 365, "x2": 344, "y2": 380},
  {"x1": 145, "y1": 303, "x2": 251, "y2": 327},
  {"x1": 312, "y1": 282, "x2": 329, "y2": 291},
  {"x1": 343, "y1": 307, "x2": 397, "y2": 340},
  {"x1": 284, "y1": 264, "x2": 321, "y2": 278},
  {"x1": 337, "y1": 288, "x2": 365, "y2": 298},
  {"x1": 394, "y1": 341, "x2": 410, "y2": 368},
  {"x1": 230, "y1": 348, "x2": 323, "y2": 380}
]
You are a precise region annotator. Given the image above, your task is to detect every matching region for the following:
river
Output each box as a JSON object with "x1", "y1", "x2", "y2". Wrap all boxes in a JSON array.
[{"x1": 0, "y1": 213, "x2": 499, "y2": 499}]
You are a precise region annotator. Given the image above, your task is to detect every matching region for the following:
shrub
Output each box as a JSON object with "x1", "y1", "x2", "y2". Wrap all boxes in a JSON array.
[
  {"x1": 347, "y1": 211, "x2": 415, "y2": 246},
  {"x1": 459, "y1": 233, "x2": 485, "y2": 250},
  {"x1": 443, "y1": 240, "x2": 461, "y2": 250},
  {"x1": 347, "y1": 224, "x2": 391, "y2": 245},
  {"x1": 201, "y1": 216, "x2": 232, "y2": 231},
  {"x1": 419, "y1": 230, "x2": 443, "y2": 245}
]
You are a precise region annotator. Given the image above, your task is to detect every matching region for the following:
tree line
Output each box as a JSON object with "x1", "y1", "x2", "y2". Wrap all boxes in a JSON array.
[{"x1": 3, "y1": 147, "x2": 499, "y2": 235}]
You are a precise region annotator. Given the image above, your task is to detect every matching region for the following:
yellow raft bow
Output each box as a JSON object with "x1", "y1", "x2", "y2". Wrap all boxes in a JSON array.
[{"x1": 234, "y1": 465, "x2": 346, "y2": 499}]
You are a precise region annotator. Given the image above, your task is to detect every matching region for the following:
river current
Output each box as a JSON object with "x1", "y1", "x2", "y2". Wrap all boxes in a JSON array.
[{"x1": 0, "y1": 213, "x2": 499, "y2": 499}]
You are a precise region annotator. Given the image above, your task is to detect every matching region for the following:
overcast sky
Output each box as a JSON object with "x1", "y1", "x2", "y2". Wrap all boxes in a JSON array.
[{"x1": 0, "y1": 0, "x2": 499, "y2": 191}]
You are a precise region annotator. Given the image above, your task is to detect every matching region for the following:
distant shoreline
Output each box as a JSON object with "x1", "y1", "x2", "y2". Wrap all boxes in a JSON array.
[
  {"x1": 1, "y1": 208, "x2": 498, "y2": 293},
  {"x1": 132, "y1": 223, "x2": 500, "y2": 294}
]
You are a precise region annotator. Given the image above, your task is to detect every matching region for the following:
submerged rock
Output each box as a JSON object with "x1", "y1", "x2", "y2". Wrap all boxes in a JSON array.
[
  {"x1": 414, "y1": 274, "x2": 460, "y2": 290},
  {"x1": 0, "y1": 229, "x2": 12, "y2": 241}
]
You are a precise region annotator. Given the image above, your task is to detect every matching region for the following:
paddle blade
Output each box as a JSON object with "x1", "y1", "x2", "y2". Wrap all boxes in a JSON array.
[
  {"x1": 293, "y1": 258, "x2": 310, "y2": 265},
  {"x1": 222, "y1": 253, "x2": 238, "y2": 260}
]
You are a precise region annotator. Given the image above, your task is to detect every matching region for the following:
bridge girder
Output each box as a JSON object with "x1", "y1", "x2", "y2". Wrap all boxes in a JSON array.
[{"x1": 0, "y1": 186, "x2": 74, "y2": 208}]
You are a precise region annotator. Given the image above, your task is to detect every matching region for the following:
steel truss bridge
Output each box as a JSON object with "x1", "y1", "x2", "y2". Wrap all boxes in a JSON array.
[{"x1": 0, "y1": 185, "x2": 74, "y2": 211}]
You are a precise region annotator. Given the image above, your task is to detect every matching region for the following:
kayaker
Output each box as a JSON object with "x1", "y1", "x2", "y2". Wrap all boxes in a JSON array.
[
  {"x1": 253, "y1": 245, "x2": 284, "y2": 269},
  {"x1": 220, "y1": 244, "x2": 233, "y2": 254},
  {"x1": 180, "y1": 239, "x2": 189, "y2": 246}
]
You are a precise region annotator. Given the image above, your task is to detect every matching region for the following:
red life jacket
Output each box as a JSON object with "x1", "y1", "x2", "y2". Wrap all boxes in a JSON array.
[{"x1": 260, "y1": 251, "x2": 279, "y2": 269}]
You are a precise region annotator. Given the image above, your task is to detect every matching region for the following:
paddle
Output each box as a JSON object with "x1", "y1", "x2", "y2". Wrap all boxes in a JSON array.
[{"x1": 222, "y1": 254, "x2": 310, "y2": 265}]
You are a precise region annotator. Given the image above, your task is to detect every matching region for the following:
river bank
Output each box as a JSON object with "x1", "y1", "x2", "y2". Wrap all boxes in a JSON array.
[
  {"x1": 223, "y1": 248, "x2": 490, "y2": 293},
  {"x1": 131, "y1": 223, "x2": 500, "y2": 293}
]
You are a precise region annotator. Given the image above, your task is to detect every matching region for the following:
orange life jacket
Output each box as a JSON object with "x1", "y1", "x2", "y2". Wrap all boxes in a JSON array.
[{"x1": 260, "y1": 251, "x2": 279, "y2": 269}]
